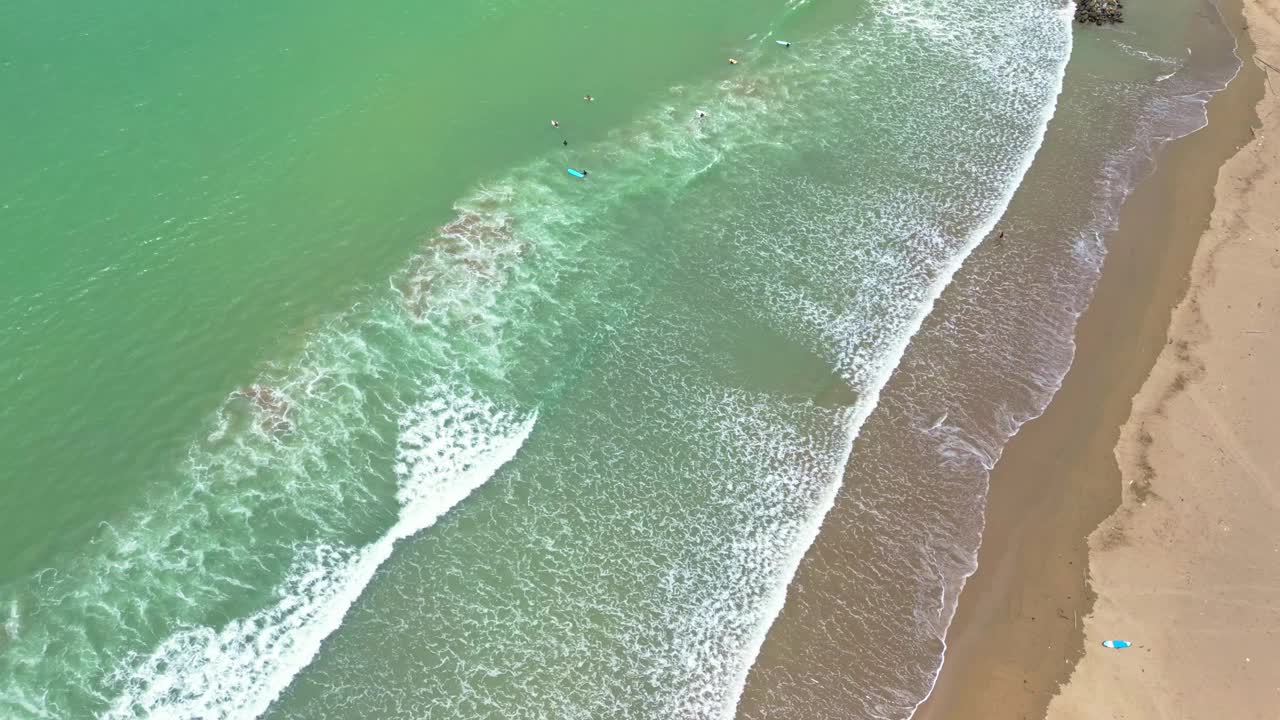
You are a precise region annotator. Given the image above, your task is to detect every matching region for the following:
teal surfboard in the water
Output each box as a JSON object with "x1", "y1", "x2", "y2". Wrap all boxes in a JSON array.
[{"x1": 567, "y1": 168, "x2": 586, "y2": 178}]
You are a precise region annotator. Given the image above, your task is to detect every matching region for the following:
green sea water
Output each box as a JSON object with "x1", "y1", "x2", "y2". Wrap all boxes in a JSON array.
[
  {"x1": 1, "y1": 0, "x2": 801, "y2": 580},
  {"x1": 1, "y1": 0, "x2": 1077, "y2": 717}
]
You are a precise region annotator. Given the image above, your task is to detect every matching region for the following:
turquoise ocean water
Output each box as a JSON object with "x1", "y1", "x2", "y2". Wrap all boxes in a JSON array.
[{"x1": 0, "y1": 0, "x2": 1236, "y2": 717}]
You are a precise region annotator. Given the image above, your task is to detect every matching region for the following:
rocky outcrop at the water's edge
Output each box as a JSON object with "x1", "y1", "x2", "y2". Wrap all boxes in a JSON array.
[{"x1": 1075, "y1": 0, "x2": 1124, "y2": 25}]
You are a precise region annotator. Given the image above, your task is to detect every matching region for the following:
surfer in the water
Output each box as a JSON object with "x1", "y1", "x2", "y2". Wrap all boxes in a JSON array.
[
  {"x1": 583, "y1": 94, "x2": 594, "y2": 102},
  {"x1": 728, "y1": 58, "x2": 739, "y2": 65},
  {"x1": 696, "y1": 110, "x2": 708, "y2": 120},
  {"x1": 551, "y1": 120, "x2": 560, "y2": 128}
]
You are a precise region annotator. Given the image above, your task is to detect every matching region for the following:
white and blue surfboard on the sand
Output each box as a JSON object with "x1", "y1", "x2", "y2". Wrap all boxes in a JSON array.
[
  {"x1": 1102, "y1": 640, "x2": 1132, "y2": 649},
  {"x1": 567, "y1": 168, "x2": 586, "y2": 178}
]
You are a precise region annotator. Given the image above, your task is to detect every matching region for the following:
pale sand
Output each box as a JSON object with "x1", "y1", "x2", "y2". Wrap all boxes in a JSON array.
[
  {"x1": 911, "y1": 3, "x2": 1268, "y2": 718},
  {"x1": 1047, "y1": 1, "x2": 1280, "y2": 716}
]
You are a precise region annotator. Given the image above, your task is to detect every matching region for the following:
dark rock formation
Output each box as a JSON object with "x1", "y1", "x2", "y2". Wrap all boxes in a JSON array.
[{"x1": 1075, "y1": 0, "x2": 1124, "y2": 25}]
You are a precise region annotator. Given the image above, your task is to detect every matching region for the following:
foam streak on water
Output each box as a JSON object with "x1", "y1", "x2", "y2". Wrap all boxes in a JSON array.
[
  {"x1": 102, "y1": 398, "x2": 536, "y2": 720},
  {"x1": 1, "y1": 174, "x2": 561, "y2": 718},
  {"x1": 722, "y1": 6, "x2": 1075, "y2": 712}
]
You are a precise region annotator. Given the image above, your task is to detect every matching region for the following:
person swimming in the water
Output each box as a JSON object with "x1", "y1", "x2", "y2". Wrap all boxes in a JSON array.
[
  {"x1": 696, "y1": 109, "x2": 708, "y2": 119},
  {"x1": 563, "y1": 140, "x2": 568, "y2": 146}
]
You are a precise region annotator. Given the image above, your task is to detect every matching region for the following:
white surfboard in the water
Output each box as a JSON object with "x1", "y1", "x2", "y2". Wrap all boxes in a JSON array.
[{"x1": 776, "y1": 40, "x2": 792, "y2": 47}]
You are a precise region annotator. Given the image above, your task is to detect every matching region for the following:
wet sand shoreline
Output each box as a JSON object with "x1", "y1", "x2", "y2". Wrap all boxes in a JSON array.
[
  {"x1": 913, "y1": 1, "x2": 1266, "y2": 717},
  {"x1": 1046, "y1": 0, "x2": 1280, "y2": 715},
  {"x1": 736, "y1": 0, "x2": 1260, "y2": 717}
]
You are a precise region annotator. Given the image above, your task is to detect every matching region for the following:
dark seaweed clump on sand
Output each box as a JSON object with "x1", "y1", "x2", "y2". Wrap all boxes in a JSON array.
[{"x1": 1075, "y1": 0, "x2": 1124, "y2": 25}]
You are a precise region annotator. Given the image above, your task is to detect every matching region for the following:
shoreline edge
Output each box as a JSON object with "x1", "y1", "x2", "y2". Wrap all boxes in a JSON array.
[{"x1": 913, "y1": 0, "x2": 1272, "y2": 718}]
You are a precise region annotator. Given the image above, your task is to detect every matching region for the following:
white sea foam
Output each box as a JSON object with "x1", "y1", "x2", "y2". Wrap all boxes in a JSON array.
[
  {"x1": 651, "y1": 388, "x2": 858, "y2": 719},
  {"x1": 102, "y1": 393, "x2": 535, "y2": 720},
  {"x1": 253, "y1": 3, "x2": 1081, "y2": 713},
  {"x1": 724, "y1": 5, "x2": 1076, "y2": 717},
  {"x1": 4, "y1": 176, "x2": 559, "y2": 719},
  {"x1": 3, "y1": 601, "x2": 17, "y2": 642},
  {"x1": 1115, "y1": 40, "x2": 1183, "y2": 68},
  {"x1": 2, "y1": 1, "x2": 1099, "y2": 717}
]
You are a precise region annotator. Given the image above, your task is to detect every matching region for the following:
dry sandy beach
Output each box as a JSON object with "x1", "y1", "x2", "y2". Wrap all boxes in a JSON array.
[
  {"x1": 917, "y1": 0, "x2": 1280, "y2": 717},
  {"x1": 1048, "y1": 0, "x2": 1280, "y2": 715}
]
